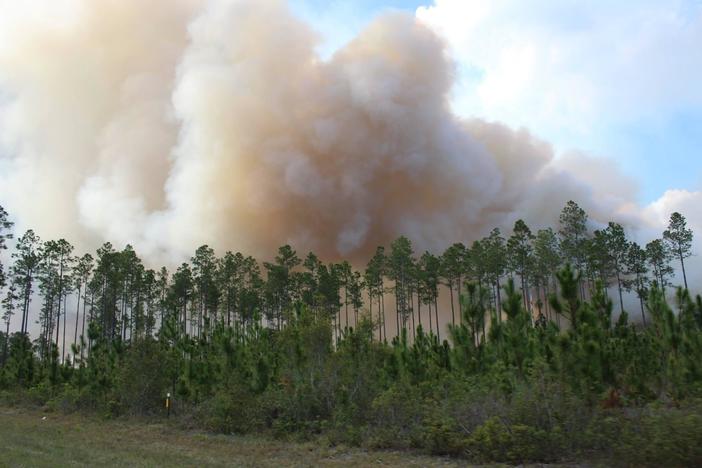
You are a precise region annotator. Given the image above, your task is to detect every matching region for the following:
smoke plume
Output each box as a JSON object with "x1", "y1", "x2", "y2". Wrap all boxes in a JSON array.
[{"x1": 0, "y1": 0, "x2": 663, "y2": 264}]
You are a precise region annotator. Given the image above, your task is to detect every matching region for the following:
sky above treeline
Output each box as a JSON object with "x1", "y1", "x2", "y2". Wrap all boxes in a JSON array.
[
  {"x1": 292, "y1": 0, "x2": 702, "y2": 203},
  {"x1": 0, "y1": 0, "x2": 700, "y2": 269}
]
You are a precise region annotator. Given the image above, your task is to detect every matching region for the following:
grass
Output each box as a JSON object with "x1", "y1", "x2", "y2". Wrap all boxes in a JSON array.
[{"x1": 0, "y1": 407, "x2": 477, "y2": 467}]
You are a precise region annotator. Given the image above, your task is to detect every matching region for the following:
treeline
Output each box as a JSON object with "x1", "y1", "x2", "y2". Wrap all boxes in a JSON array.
[
  {"x1": 0, "y1": 202, "x2": 701, "y2": 465},
  {"x1": 0, "y1": 201, "x2": 694, "y2": 358}
]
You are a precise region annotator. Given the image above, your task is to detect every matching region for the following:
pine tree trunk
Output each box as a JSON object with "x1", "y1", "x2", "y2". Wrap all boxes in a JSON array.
[
  {"x1": 73, "y1": 284, "x2": 81, "y2": 351},
  {"x1": 410, "y1": 287, "x2": 416, "y2": 340},
  {"x1": 496, "y1": 277, "x2": 502, "y2": 322},
  {"x1": 637, "y1": 273, "x2": 646, "y2": 326},
  {"x1": 434, "y1": 295, "x2": 440, "y2": 341},
  {"x1": 21, "y1": 271, "x2": 32, "y2": 335},
  {"x1": 2, "y1": 319, "x2": 10, "y2": 366},
  {"x1": 428, "y1": 301, "x2": 433, "y2": 335},
  {"x1": 86, "y1": 292, "x2": 94, "y2": 357},
  {"x1": 345, "y1": 286, "x2": 349, "y2": 330},
  {"x1": 395, "y1": 286, "x2": 400, "y2": 338},
  {"x1": 616, "y1": 270, "x2": 624, "y2": 313},
  {"x1": 679, "y1": 248, "x2": 688, "y2": 290},
  {"x1": 62, "y1": 294, "x2": 67, "y2": 364},
  {"x1": 416, "y1": 288, "x2": 422, "y2": 330},
  {"x1": 457, "y1": 274, "x2": 463, "y2": 325},
  {"x1": 449, "y1": 283, "x2": 455, "y2": 326},
  {"x1": 381, "y1": 289, "x2": 386, "y2": 342},
  {"x1": 55, "y1": 297, "x2": 61, "y2": 364}
]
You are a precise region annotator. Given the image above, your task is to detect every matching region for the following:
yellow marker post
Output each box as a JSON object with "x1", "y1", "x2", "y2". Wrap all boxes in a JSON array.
[{"x1": 166, "y1": 392, "x2": 171, "y2": 418}]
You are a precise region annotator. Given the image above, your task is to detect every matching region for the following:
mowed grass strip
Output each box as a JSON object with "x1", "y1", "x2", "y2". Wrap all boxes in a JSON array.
[{"x1": 0, "y1": 408, "x2": 465, "y2": 467}]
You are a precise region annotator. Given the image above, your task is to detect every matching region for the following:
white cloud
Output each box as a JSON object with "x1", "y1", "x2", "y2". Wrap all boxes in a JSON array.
[{"x1": 416, "y1": 0, "x2": 702, "y2": 150}]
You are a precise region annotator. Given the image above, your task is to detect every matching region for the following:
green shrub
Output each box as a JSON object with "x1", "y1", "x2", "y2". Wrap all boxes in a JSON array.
[
  {"x1": 421, "y1": 413, "x2": 467, "y2": 456},
  {"x1": 25, "y1": 381, "x2": 51, "y2": 407},
  {"x1": 366, "y1": 383, "x2": 425, "y2": 449},
  {"x1": 196, "y1": 386, "x2": 261, "y2": 434},
  {"x1": 611, "y1": 406, "x2": 702, "y2": 467},
  {"x1": 465, "y1": 417, "x2": 551, "y2": 463},
  {"x1": 113, "y1": 339, "x2": 171, "y2": 415}
]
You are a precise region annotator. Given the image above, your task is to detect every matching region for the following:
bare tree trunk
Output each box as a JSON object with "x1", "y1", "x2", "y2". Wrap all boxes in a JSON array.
[
  {"x1": 73, "y1": 285, "x2": 81, "y2": 354},
  {"x1": 416, "y1": 287, "x2": 422, "y2": 330},
  {"x1": 428, "y1": 301, "x2": 433, "y2": 335},
  {"x1": 62, "y1": 294, "x2": 67, "y2": 364},
  {"x1": 86, "y1": 292, "x2": 94, "y2": 358},
  {"x1": 637, "y1": 273, "x2": 646, "y2": 326},
  {"x1": 449, "y1": 282, "x2": 455, "y2": 326},
  {"x1": 679, "y1": 248, "x2": 688, "y2": 290},
  {"x1": 434, "y1": 295, "x2": 440, "y2": 341},
  {"x1": 410, "y1": 286, "x2": 416, "y2": 340},
  {"x1": 55, "y1": 297, "x2": 61, "y2": 364},
  {"x1": 616, "y1": 270, "x2": 624, "y2": 313},
  {"x1": 20, "y1": 283, "x2": 28, "y2": 335},
  {"x1": 496, "y1": 277, "x2": 502, "y2": 322},
  {"x1": 345, "y1": 285, "x2": 349, "y2": 330},
  {"x1": 2, "y1": 319, "x2": 10, "y2": 366},
  {"x1": 55, "y1": 258, "x2": 65, "y2": 361},
  {"x1": 368, "y1": 291, "x2": 373, "y2": 340},
  {"x1": 457, "y1": 274, "x2": 463, "y2": 325},
  {"x1": 381, "y1": 289, "x2": 386, "y2": 342},
  {"x1": 395, "y1": 288, "x2": 400, "y2": 339}
]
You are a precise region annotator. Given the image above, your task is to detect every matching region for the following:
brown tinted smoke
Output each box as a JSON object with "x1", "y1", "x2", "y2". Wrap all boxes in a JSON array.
[{"x1": 0, "y1": 0, "x2": 641, "y2": 265}]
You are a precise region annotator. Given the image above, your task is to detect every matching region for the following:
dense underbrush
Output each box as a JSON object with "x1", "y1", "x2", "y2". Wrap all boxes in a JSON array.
[
  {"x1": 3, "y1": 269, "x2": 702, "y2": 466},
  {"x1": 3, "y1": 372, "x2": 702, "y2": 466}
]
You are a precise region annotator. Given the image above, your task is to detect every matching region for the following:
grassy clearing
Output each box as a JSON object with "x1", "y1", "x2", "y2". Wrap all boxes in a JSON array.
[{"x1": 0, "y1": 407, "x2": 484, "y2": 467}]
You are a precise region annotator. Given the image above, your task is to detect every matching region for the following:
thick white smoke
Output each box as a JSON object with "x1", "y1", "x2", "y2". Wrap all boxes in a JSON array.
[{"x1": 0, "y1": 0, "x2": 683, "y2": 267}]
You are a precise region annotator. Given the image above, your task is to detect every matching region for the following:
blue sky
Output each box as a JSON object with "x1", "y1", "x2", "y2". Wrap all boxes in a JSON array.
[{"x1": 290, "y1": 0, "x2": 702, "y2": 203}]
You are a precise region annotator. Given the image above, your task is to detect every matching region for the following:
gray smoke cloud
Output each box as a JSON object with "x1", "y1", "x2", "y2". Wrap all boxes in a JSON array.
[{"x1": 0, "y1": 0, "x2": 667, "y2": 266}]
